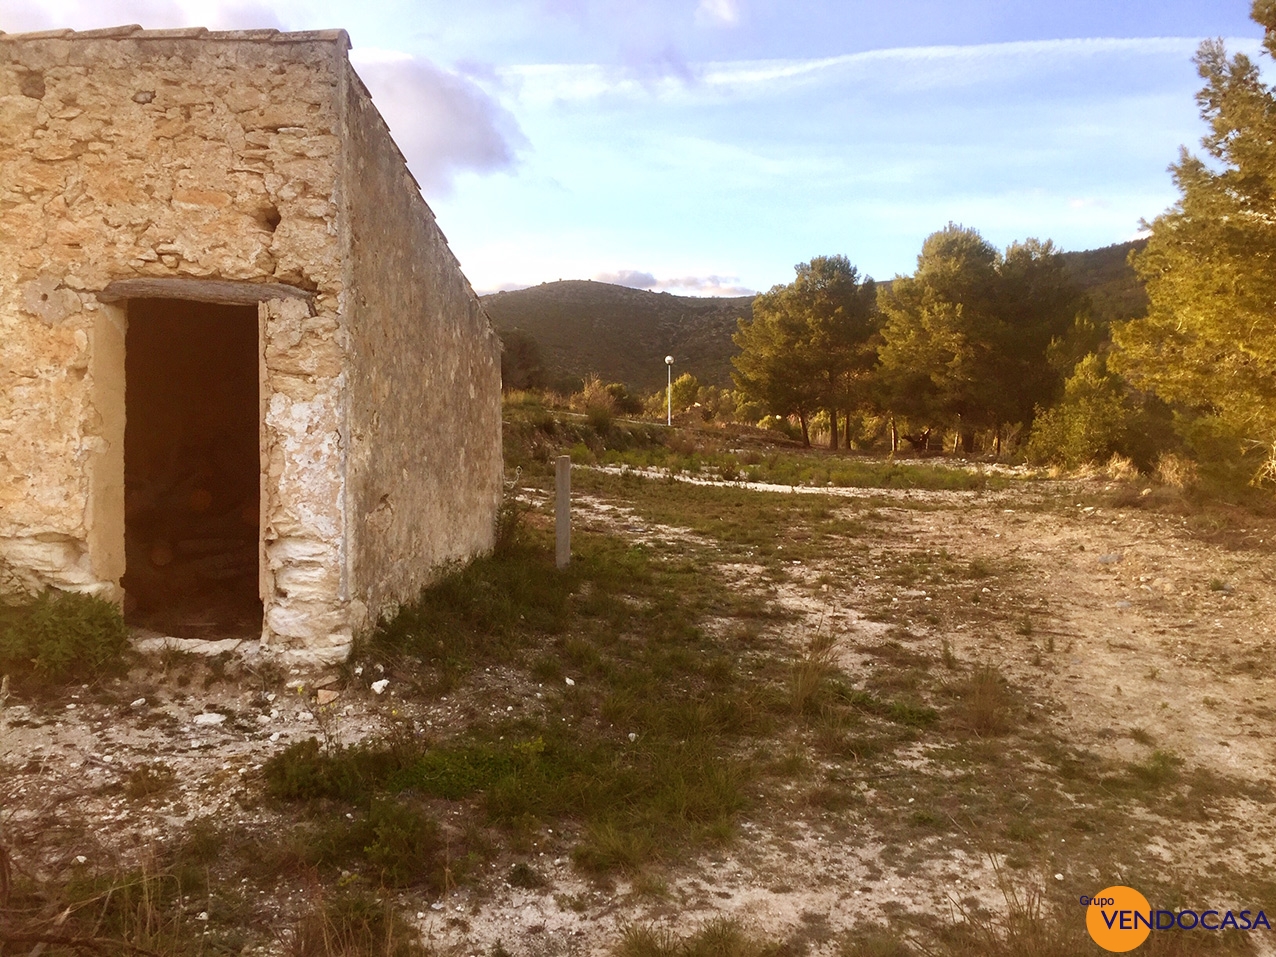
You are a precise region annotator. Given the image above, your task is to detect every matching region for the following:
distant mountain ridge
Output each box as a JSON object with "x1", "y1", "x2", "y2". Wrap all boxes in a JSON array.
[{"x1": 481, "y1": 240, "x2": 1147, "y2": 393}]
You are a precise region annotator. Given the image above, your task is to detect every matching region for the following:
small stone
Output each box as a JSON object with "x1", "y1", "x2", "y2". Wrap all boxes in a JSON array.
[
  {"x1": 628, "y1": 732, "x2": 638, "y2": 743},
  {"x1": 270, "y1": 732, "x2": 281, "y2": 742},
  {"x1": 1054, "y1": 873, "x2": 1064, "y2": 881},
  {"x1": 565, "y1": 677, "x2": 575, "y2": 686},
  {"x1": 1098, "y1": 553, "x2": 1123, "y2": 565},
  {"x1": 74, "y1": 855, "x2": 87, "y2": 864},
  {"x1": 316, "y1": 689, "x2": 340, "y2": 705},
  {"x1": 371, "y1": 679, "x2": 389, "y2": 694},
  {"x1": 193, "y1": 712, "x2": 225, "y2": 726},
  {"x1": 130, "y1": 697, "x2": 147, "y2": 708}
]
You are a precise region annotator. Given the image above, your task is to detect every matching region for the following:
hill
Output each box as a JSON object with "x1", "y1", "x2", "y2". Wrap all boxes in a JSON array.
[
  {"x1": 1060, "y1": 239, "x2": 1149, "y2": 326},
  {"x1": 482, "y1": 241, "x2": 1147, "y2": 392},
  {"x1": 482, "y1": 281, "x2": 752, "y2": 392}
]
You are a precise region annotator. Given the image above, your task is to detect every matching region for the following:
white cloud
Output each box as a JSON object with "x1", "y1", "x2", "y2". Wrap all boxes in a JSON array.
[
  {"x1": 500, "y1": 36, "x2": 1245, "y2": 104},
  {"x1": 592, "y1": 268, "x2": 754, "y2": 297},
  {"x1": 593, "y1": 268, "x2": 658, "y2": 288},
  {"x1": 351, "y1": 50, "x2": 527, "y2": 196},
  {"x1": 696, "y1": 0, "x2": 739, "y2": 27},
  {"x1": 656, "y1": 274, "x2": 755, "y2": 297}
]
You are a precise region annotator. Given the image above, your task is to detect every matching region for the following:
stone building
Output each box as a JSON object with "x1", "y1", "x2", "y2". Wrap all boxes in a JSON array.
[{"x1": 0, "y1": 26, "x2": 504, "y2": 664}]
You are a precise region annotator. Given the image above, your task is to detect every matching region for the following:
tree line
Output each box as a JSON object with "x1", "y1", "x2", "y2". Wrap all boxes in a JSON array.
[
  {"x1": 732, "y1": 230, "x2": 1083, "y2": 454},
  {"x1": 733, "y1": 0, "x2": 1276, "y2": 485}
]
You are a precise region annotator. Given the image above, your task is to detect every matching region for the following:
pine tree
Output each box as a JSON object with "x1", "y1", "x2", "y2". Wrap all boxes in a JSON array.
[
  {"x1": 732, "y1": 255, "x2": 877, "y2": 447},
  {"x1": 1113, "y1": 3, "x2": 1276, "y2": 479}
]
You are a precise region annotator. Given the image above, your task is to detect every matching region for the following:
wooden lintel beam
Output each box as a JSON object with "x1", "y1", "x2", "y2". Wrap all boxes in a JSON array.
[{"x1": 97, "y1": 278, "x2": 315, "y2": 307}]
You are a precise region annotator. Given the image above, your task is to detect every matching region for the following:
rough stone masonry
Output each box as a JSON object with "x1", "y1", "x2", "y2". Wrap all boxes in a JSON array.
[{"x1": 0, "y1": 25, "x2": 503, "y2": 664}]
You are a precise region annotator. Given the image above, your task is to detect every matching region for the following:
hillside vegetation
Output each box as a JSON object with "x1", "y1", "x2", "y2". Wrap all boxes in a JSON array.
[
  {"x1": 482, "y1": 280, "x2": 753, "y2": 392},
  {"x1": 482, "y1": 243, "x2": 1144, "y2": 393}
]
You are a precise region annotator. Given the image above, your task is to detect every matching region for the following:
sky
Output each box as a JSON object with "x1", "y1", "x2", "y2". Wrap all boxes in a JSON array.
[{"x1": 1, "y1": 0, "x2": 1264, "y2": 295}]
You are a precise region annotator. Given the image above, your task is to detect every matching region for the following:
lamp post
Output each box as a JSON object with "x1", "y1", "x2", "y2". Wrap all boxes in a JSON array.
[{"x1": 665, "y1": 355, "x2": 674, "y2": 426}]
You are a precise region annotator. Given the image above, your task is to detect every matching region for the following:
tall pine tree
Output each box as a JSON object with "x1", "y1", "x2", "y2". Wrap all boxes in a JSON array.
[{"x1": 1113, "y1": 1, "x2": 1276, "y2": 479}]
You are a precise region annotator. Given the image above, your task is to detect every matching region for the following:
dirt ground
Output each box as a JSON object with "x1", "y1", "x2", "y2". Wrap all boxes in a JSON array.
[{"x1": 2, "y1": 468, "x2": 1274, "y2": 955}]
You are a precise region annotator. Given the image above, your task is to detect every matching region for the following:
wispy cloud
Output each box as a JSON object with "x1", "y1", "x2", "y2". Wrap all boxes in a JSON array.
[
  {"x1": 696, "y1": 0, "x2": 740, "y2": 27},
  {"x1": 593, "y1": 268, "x2": 755, "y2": 297},
  {"x1": 594, "y1": 269, "x2": 659, "y2": 288},
  {"x1": 500, "y1": 36, "x2": 1242, "y2": 104},
  {"x1": 351, "y1": 49, "x2": 527, "y2": 197}
]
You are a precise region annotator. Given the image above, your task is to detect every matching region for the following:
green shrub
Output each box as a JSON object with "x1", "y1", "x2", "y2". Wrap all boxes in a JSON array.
[
  {"x1": 0, "y1": 589, "x2": 129, "y2": 684},
  {"x1": 360, "y1": 800, "x2": 445, "y2": 888}
]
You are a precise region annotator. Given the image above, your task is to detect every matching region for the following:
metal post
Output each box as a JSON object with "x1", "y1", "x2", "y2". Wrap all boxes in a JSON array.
[
  {"x1": 555, "y1": 455, "x2": 570, "y2": 569},
  {"x1": 665, "y1": 355, "x2": 674, "y2": 426}
]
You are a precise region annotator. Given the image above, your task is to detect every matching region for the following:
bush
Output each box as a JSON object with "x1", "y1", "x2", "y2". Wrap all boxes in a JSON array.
[
  {"x1": 1025, "y1": 355, "x2": 1135, "y2": 468},
  {"x1": 0, "y1": 589, "x2": 129, "y2": 684}
]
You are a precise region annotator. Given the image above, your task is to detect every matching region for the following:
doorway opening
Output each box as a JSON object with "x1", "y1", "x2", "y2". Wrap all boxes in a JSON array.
[{"x1": 122, "y1": 299, "x2": 262, "y2": 640}]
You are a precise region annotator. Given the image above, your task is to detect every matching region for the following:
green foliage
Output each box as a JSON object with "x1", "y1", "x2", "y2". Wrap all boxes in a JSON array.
[
  {"x1": 359, "y1": 800, "x2": 445, "y2": 888},
  {"x1": 0, "y1": 589, "x2": 129, "y2": 685},
  {"x1": 1026, "y1": 354, "x2": 1153, "y2": 468},
  {"x1": 1113, "y1": 16, "x2": 1276, "y2": 483},
  {"x1": 669, "y1": 372, "x2": 702, "y2": 414},
  {"x1": 614, "y1": 917, "x2": 786, "y2": 957},
  {"x1": 877, "y1": 226, "x2": 1083, "y2": 443},
  {"x1": 263, "y1": 738, "x2": 417, "y2": 804},
  {"x1": 733, "y1": 255, "x2": 879, "y2": 446},
  {"x1": 288, "y1": 889, "x2": 430, "y2": 956}
]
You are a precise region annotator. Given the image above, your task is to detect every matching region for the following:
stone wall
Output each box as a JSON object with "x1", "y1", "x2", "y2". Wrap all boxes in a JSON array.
[
  {"x1": 0, "y1": 26, "x2": 504, "y2": 663},
  {"x1": 0, "y1": 28, "x2": 354, "y2": 659},
  {"x1": 339, "y1": 66, "x2": 503, "y2": 623}
]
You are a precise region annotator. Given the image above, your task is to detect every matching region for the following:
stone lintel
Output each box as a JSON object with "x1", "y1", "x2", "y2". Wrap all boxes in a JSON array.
[{"x1": 98, "y1": 278, "x2": 315, "y2": 310}]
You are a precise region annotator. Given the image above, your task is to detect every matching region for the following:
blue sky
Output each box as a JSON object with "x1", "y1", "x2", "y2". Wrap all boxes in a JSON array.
[{"x1": 2, "y1": 0, "x2": 1262, "y2": 294}]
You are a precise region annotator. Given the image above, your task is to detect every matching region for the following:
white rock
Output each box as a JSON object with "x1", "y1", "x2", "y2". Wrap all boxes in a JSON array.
[
  {"x1": 130, "y1": 698, "x2": 147, "y2": 708},
  {"x1": 193, "y1": 712, "x2": 226, "y2": 726},
  {"x1": 371, "y1": 679, "x2": 389, "y2": 694},
  {"x1": 565, "y1": 677, "x2": 575, "y2": 686}
]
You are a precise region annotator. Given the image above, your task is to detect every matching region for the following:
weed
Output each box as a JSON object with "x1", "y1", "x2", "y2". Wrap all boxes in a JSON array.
[
  {"x1": 0, "y1": 589, "x2": 129, "y2": 686},
  {"x1": 950, "y1": 666, "x2": 1013, "y2": 736},
  {"x1": 286, "y1": 885, "x2": 429, "y2": 956},
  {"x1": 614, "y1": 916, "x2": 784, "y2": 957},
  {"x1": 1128, "y1": 749, "x2": 1183, "y2": 789},
  {"x1": 789, "y1": 629, "x2": 838, "y2": 715},
  {"x1": 941, "y1": 640, "x2": 957, "y2": 670},
  {"x1": 360, "y1": 800, "x2": 446, "y2": 889},
  {"x1": 506, "y1": 861, "x2": 547, "y2": 889}
]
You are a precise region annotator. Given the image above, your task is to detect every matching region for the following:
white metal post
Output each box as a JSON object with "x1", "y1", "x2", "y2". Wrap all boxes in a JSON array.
[{"x1": 665, "y1": 355, "x2": 674, "y2": 426}]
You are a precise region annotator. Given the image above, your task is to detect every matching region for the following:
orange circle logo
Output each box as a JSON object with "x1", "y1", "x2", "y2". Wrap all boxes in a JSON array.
[{"x1": 1087, "y1": 885, "x2": 1153, "y2": 952}]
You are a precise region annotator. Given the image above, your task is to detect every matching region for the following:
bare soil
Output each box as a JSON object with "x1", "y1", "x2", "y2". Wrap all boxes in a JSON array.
[{"x1": 3, "y1": 470, "x2": 1274, "y2": 955}]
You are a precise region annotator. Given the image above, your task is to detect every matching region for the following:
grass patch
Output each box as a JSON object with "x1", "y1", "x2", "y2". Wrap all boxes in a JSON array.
[
  {"x1": 948, "y1": 665, "x2": 1014, "y2": 736},
  {"x1": 0, "y1": 589, "x2": 129, "y2": 687},
  {"x1": 614, "y1": 916, "x2": 789, "y2": 957}
]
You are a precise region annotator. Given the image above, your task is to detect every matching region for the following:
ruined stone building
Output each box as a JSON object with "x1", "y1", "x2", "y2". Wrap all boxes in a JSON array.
[{"x1": 0, "y1": 26, "x2": 504, "y2": 663}]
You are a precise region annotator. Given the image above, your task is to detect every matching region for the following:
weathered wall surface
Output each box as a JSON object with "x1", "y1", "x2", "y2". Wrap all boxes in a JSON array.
[
  {"x1": 0, "y1": 29, "x2": 352, "y2": 658},
  {"x1": 340, "y1": 65, "x2": 503, "y2": 623}
]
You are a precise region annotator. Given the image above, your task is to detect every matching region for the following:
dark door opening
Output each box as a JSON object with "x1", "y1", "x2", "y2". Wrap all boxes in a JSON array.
[{"x1": 122, "y1": 299, "x2": 262, "y2": 640}]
